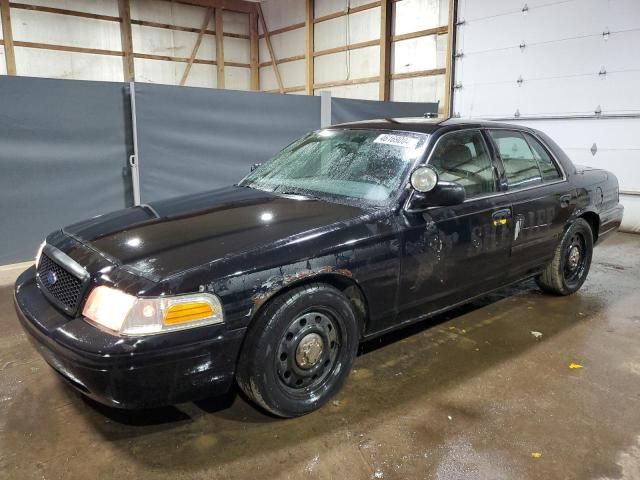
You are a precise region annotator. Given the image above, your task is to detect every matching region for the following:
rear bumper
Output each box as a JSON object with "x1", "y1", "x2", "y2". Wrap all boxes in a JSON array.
[
  {"x1": 596, "y1": 203, "x2": 624, "y2": 245},
  {"x1": 14, "y1": 268, "x2": 245, "y2": 409}
]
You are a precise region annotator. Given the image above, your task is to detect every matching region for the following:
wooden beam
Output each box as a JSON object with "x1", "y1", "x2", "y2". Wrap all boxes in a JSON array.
[
  {"x1": 249, "y1": 10, "x2": 259, "y2": 90},
  {"x1": 442, "y1": 0, "x2": 456, "y2": 117},
  {"x1": 10, "y1": 2, "x2": 120, "y2": 21},
  {"x1": 257, "y1": 3, "x2": 284, "y2": 94},
  {"x1": 7, "y1": 3, "x2": 252, "y2": 39},
  {"x1": 222, "y1": 31, "x2": 250, "y2": 40},
  {"x1": 224, "y1": 60, "x2": 250, "y2": 68},
  {"x1": 172, "y1": 0, "x2": 256, "y2": 14},
  {"x1": 379, "y1": 0, "x2": 392, "y2": 100},
  {"x1": 132, "y1": 19, "x2": 204, "y2": 34},
  {"x1": 180, "y1": 8, "x2": 213, "y2": 85},
  {"x1": 259, "y1": 54, "x2": 305, "y2": 68},
  {"x1": 215, "y1": 8, "x2": 225, "y2": 88},
  {"x1": 392, "y1": 25, "x2": 447, "y2": 42},
  {"x1": 0, "y1": 0, "x2": 16, "y2": 75},
  {"x1": 390, "y1": 67, "x2": 446, "y2": 80},
  {"x1": 266, "y1": 85, "x2": 306, "y2": 94},
  {"x1": 131, "y1": 19, "x2": 249, "y2": 39},
  {"x1": 13, "y1": 40, "x2": 123, "y2": 57},
  {"x1": 135, "y1": 53, "x2": 246, "y2": 67},
  {"x1": 118, "y1": 0, "x2": 135, "y2": 81},
  {"x1": 134, "y1": 52, "x2": 217, "y2": 64},
  {"x1": 305, "y1": 0, "x2": 314, "y2": 95},
  {"x1": 258, "y1": 21, "x2": 305, "y2": 39},
  {"x1": 1, "y1": 40, "x2": 251, "y2": 67},
  {"x1": 313, "y1": 1, "x2": 380, "y2": 24},
  {"x1": 313, "y1": 39, "x2": 379, "y2": 57},
  {"x1": 314, "y1": 75, "x2": 379, "y2": 90}
]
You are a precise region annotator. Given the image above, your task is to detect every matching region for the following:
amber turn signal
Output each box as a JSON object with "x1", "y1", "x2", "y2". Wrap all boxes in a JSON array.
[{"x1": 164, "y1": 302, "x2": 215, "y2": 325}]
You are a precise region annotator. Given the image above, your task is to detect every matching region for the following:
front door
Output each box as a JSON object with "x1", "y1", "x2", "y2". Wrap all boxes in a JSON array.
[
  {"x1": 397, "y1": 129, "x2": 513, "y2": 323},
  {"x1": 486, "y1": 129, "x2": 576, "y2": 279}
]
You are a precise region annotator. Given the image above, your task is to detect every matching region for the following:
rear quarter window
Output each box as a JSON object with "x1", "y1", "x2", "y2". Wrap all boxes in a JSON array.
[
  {"x1": 488, "y1": 130, "x2": 543, "y2": 190},
  {"x1": 523, "y1": 133, "x2": 563, "y2": 181}
]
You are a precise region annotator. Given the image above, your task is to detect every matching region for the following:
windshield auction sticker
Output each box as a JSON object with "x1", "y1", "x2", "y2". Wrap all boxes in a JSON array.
[{"x1": 374, "y1": 134, "x2": 419, "y2": 149}]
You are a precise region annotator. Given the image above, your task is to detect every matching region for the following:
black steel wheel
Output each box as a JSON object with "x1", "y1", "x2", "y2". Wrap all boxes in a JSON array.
[
  {"x1": 275, "y1": 311, "x2": 340, "y2": 393},
  {"x1": 537, "y1": 218, "x2": 594, "y2": 295},
  {"x1": 236, "y1": 283, "x2": 359, "y2": 418},
  {"x1": 563, "y1": 231, "x2": 587, "y2": 288}
]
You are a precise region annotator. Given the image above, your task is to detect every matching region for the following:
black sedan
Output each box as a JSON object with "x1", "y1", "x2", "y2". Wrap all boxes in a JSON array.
[{"x1": 14, "y1": 118, "x2": 623, "y2": 417}]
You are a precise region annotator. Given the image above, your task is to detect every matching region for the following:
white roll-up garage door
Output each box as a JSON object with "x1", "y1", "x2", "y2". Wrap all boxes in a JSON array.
[{"x1": 453, "y1": 0, "x2": 640, "y2": 232}]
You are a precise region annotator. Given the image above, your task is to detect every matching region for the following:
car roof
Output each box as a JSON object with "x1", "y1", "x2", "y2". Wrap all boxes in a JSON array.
[{"x1": 331, "y1": 117, "x2": 534, "y2": 135}]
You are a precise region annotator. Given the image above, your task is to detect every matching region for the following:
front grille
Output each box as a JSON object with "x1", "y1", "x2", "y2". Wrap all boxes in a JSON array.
[{"x1": 37, "y1": 253, "x2": 86, "y2": 315}]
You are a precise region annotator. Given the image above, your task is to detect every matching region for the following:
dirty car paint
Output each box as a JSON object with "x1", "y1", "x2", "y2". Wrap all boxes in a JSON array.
[{"x1": 13, "y1": 118, "x2": 625, "y2": 409}]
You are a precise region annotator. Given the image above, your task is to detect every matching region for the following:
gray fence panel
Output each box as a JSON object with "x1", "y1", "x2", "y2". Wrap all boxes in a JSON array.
[
  {"x1": 331, "y1": 97, "x2": 438, "y2": 125},
  {"x1": 135, "y1": 84, "x2": 321, "y2": 203},
  {"x1": 0, "y1": 76, "x2": 133, "y2": 264}
]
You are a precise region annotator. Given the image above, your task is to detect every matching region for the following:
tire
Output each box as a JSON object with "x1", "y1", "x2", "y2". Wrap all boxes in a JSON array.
[
  {"x1": 236, "y1": 283, "x2": 359, "y2": 418},
  {"x1": 536, "y1": 218, "x2": 594, "y2": 295}
]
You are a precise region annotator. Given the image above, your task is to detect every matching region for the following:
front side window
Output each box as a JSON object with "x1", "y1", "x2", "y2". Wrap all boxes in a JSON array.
[
  {"x1": 240, "y1": 129, "x2": 429, "y2": 205},
  {"x1": 488, "y1": 130, "x2": 543, "y2": 190},
  {"x1": 428, "y1": 130, "x2": 496, "y2": 198}
]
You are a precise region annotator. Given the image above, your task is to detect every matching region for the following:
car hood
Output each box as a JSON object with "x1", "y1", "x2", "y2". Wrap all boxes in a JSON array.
[{"x1": 63, "y1": 186, "x2": 368, "y2": 281}]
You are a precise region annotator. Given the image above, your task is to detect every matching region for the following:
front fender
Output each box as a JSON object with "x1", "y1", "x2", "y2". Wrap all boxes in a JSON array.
[{"x1": 205, "y1": 252, "x2": 362, "y2": 332}]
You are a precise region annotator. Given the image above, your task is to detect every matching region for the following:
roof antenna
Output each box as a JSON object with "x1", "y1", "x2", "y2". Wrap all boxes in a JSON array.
[{"x1": 423, "y1": 112, "x2": 438, "y2": 118}]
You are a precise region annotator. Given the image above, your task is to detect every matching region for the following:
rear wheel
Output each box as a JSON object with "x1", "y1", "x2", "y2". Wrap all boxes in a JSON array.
[
  {"x1": 236, "y1": 283, "x2": 359, "y2": 418},
  {"x1": 536, "y1": 218, "x2": 593, "y2": 295}
]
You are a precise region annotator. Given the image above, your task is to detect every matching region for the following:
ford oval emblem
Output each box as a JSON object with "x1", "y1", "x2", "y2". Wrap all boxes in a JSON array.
[{"x1": 47, "y1": 270, "x2": 58, "y2": 285}]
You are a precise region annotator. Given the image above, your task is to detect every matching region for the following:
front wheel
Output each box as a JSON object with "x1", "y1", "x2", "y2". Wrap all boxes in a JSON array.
[
  {"x1": 536, "y1": 218, "x2": 594, "y2": 295},
  {"x1": 236, "y1": 283, "x2": 359, "y2": 418}
]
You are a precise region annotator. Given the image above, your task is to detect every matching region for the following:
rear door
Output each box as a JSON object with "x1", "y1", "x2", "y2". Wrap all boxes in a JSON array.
[
  {"x1": 397, "y1": 129, "x2": 512, "y2": 323},
  {"x1": 486, "y1": 129, "x2": 576, "y2": 279}
]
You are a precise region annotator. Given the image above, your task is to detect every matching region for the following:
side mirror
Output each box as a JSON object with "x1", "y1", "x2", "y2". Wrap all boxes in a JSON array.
[
  {"x1": 406, "y1": 166, "x2": 465, "y2": 212},
  {"x1": 251, "y1": 163, "x2": 262, "y2": 172},
  {"x1": 410, "y1": 166, "x2": 438, "y2": 193}
]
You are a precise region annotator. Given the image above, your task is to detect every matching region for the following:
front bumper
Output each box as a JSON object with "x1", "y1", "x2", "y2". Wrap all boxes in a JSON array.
[{"x1": 14, "y1": 268, "x2": 246, "y2": 409}]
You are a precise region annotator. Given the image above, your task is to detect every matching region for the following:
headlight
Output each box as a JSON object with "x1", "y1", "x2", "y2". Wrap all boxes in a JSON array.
[
  {"x1": 35, "y1": 241, "x2": 46, "y2": 268},
  {"x1": 82, "y1": 286, "x2": 223, "y2": 336}
]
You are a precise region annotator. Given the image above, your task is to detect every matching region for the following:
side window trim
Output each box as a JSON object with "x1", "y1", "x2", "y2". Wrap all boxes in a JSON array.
[
  {"x1": 481, "y1": 128, "x2": 508, "y2": 192},
  {"x1": 522, "y1": 132, "x2": 564, "y2": 182}
]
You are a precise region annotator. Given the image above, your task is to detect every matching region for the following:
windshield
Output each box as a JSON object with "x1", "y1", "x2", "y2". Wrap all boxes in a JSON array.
[{"x1": 239, "y1": 129, "x2": 429, "y2": 206}]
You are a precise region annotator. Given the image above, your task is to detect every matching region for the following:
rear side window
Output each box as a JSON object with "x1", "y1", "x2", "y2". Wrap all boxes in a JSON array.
[
  {"x1": 488, "y1": 130, "x2": 542, "y2": 190},
  {"x1": 428, "y1": 130, "x2": 496, "y2": 199},
  {"x1": 523, "y1": 133, "x2": 562, "y2": 181}
]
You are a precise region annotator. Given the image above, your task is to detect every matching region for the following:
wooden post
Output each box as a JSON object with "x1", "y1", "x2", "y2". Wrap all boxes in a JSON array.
[
  {"x1": 0, "y1": 0, "x2": 16, "y2": 75},
  {"x1": 442, "y1": 0, "x2": 456, "y2": 117},
  {"x1": 257, "y1": 3, "x2": 284, "y2": 94},
  {"x1": 305, "y1": 0, "x2": 314, "y2": 95},
  {"x1": 215, "y1": 8, "x2": 225, "y2": 88},
  {"x1": 118, "y1": 0, "x2": 135, "y2": 81},
  {"x1": 249, "y1": 10, "x2": 259, "y2": 90},
  {"x1": 180, "y1": 8, "x2": 213, "y2": 85},
  {"x1": 379, "y1": 0, "x2": 392, "y2": 100}
]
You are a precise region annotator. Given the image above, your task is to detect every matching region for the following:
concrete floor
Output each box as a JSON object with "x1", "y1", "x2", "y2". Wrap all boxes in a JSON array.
[{"x1": 0, "y1": 233, "x2": 639, "y2": 480}]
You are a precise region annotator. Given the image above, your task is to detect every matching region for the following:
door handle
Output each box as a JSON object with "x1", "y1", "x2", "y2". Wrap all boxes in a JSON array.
[
  {"x1": 560, "y1": 194, "x2": 572, "y2": 208},
  {"x1": 492, "y1": 208, "x2": 511, "y2": 226}
]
